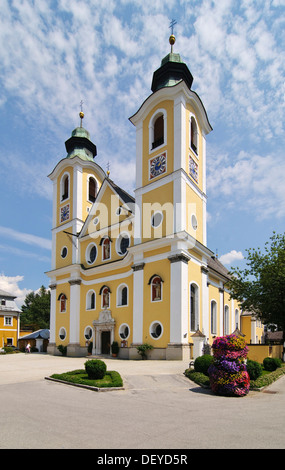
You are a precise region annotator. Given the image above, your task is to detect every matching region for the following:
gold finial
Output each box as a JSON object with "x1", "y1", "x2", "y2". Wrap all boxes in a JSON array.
[
  {"x1": 169, "y1": 19, "x2": 177, "y2": 53},
  {"x1": 106, "y1": 161, "x2": 110, "y2": 177},
  {"x1": 79, "y1": 100, "x2": 84, "y2": 127}
]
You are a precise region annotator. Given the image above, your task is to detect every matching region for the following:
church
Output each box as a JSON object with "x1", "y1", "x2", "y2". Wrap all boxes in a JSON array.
[{"x1": 46, "y1": 33, "x2": 244, "y2": 360}]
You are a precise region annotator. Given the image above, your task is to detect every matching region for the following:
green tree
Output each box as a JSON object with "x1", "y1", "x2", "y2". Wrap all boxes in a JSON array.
[
  {"x1": 21, "y1": 285, "x2": 50, "y2": 329},
  {"x1": 227, "y1": 232, "x2": 285, "y2": 354}
]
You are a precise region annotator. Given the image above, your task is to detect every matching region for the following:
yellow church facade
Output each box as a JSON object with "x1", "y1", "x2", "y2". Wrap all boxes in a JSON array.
[{"x1": 46, "y1": 39, "x2": 243, "y2": 360}]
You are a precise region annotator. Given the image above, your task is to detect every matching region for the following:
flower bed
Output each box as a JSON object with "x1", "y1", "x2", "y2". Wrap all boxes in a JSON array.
[{"x1": 208, "y1": 334, "x2": 250, "y2": 397}]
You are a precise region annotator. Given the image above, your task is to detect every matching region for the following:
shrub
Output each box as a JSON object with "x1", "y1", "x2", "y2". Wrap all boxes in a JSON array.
[
  {"x1": 246, "y1": 360, "x2": 263, "y2": 380},
  {"x1": 111, "y1": 341, "x2": 119, "y2": 355},
  {"x1": 184, "y1": 369, "x2": 210, "y2": 388},
  {"x1": 194, "y1": 355, "x2": 213, "y2": 376},
  {"x1": 263, "y1": 357, "x2": 282, "y2": 372},
  {"x1": 137, "y1": 343, "x2": 153, "y2": 359},
  {"x1": 85, "y1": 359, "x2": 107, "y2": 379},
  {"x1": 57, "y1": 345, "x2": 67, "y2": 356}
]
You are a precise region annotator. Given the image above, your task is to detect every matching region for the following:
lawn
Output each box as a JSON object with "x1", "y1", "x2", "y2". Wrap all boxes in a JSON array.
[{"x1": 49, "y1": 369, "x2": 123, "y2": 389}]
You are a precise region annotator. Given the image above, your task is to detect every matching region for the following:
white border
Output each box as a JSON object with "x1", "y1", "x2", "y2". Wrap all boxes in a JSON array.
[
  {"x1": 116, "y1": 283, "x2": 129, "y2": 307},
  {"x1": 59, "y1": 327, "x2": 66, "y2": 341},
  {"x1": 86, "y1": 289, "x2": 96, "y2": 310},
  {"x1": 149, "y1": 320, "x2": 163, "y2": 340},
  {"x1": 86, "y1": 242, "x2": 97, "y2": 265},
  {"x1": 119, "y1": 323, "x2": 130, "y2": 340},
  {"x1": 149, "y1": 108, "x2": 167, "y2": 154}
]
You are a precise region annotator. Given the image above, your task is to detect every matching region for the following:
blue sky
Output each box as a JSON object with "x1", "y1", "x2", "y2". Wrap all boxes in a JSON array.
[{"x1": 0, "y1": 0, "x2": 284, "y2": 307}]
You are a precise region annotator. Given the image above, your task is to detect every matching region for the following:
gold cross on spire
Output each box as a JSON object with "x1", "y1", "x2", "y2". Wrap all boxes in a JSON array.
[
  {"x1": 79, "y1": 100, "x2": 84, "y2": 127},
  {"x1": 169, "y1": 19, "x2": 177, "y2": 52}
]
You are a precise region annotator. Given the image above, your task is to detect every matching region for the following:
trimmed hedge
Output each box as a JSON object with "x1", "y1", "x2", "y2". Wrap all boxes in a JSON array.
[
  {"x1": 246, "y1": 360, "x2": 263, "y2": 380},
  {"x1": 263, "y1": 357, "x2": 282, "y2": 372},
  {"x1": 194, "y1": 355, "x2": 213, "y2": 376},
  {"x1": 250, "y1": 365, "x2": 285, "y2": 389},
  {"x1": 85, "y1": 359, "x2": 106, "y2": 379},
  {"x1": 184, "y1": 369, "x2": 210, "y2": 388}
]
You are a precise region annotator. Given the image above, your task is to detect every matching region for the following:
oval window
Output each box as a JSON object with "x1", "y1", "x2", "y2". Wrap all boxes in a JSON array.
[
  {"x1": 86, "y1": 244, "x2": 97, "y2": 264},
  {"x1": 151, "y1": 212, "x2": 163, "y2": 228},
  {"x1": 150, "y1": 321, "x2": 163, "y2": 339},
  {"x1": 61, "y1": 246, "x2": 68, "y2": 258},
  {"x1": 119, "y1": 324, "x2": 130, "y2": 340}
]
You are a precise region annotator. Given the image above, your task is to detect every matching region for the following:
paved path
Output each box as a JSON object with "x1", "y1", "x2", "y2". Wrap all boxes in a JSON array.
[{"x1": 0, "y1": 353, "x2": 285, "y2": 449}]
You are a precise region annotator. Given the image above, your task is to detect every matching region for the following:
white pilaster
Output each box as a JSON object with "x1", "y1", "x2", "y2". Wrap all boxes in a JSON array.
[
  {"x1": 169, "y1": 254, "x2": 189, "y2": 343},
  {"x1": 49, "y1": 284, "x2": 56, "y2": 344},
  {"x1": 201, "y1": 267, "x2": 209, "y2": 339},
  {"x1": 73, "y1": 164, "x2": 83, "y2": 221},
  {"x1": 219, "y1": 288, "x2": 224, "y2": 336},
  {"x1": 173, "y1": 95, "x2": 186, "y2": 171},
  {"x1": 132, "y1": 262, "x2": 144, "y2": 344},
  {"x1": 251, "y1": 319, "x2": 256, "y2": 343},
  {"x1": 69, "y1": 280, "x2": 81, "y2": 344}
]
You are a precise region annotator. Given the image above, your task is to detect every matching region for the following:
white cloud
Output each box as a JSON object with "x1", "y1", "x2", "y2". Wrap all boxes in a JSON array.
[
  {"x1": 207, "y1": 150, "x2": 285, "y2": 219},
  {"x1": 0, "y1": 274, "x2": 31, "y2": 308},
  {"x1": 0, "y1": 226, "x2": 51, "y2": 250},
  {"x1": 219, "y1": 250, "x2": 244, "y2": 266}
]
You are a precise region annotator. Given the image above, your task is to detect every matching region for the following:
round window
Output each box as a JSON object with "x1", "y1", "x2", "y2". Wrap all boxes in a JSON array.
[
  {"x1": 119, "y1": 324, "x2": 130, "y2": 340},
  {"x1": 59, "y1": 327, "x2": 66, "y2": 341},
  {"x1": 191, "y1": 214, "x2": 198, "y2": 231},
  {"x1": 117, "y1": 234, "x2": 130, "y2": 255},
  {"x1": 86, "y1": 244, "x2": 97, "y2": 264},
  {"x1": 61, "y1": 246, "x2": 68, "y2": 258},
  {"x1": 151, "y1": 212, "x2": 163, "y2": 228},
  {"x1": 150, "y1": 321, "x2": 163, "y2": 339},
  {"x1": 84, "y1": 327, "x2": 92, "y2": 340}
]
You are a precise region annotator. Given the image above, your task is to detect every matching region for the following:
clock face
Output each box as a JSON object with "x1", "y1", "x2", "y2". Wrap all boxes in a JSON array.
[
  {"x1": 61, "y1": 204, "x2": 70, "y2": 222},
  {"x1": 149, "y1": 152, "x2": 167, "y2": 180}
]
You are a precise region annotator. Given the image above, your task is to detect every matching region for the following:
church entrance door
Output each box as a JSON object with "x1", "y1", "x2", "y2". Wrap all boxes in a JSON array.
[{"x1": 101, "y1": 331, "x2": 111, "y2": 355}]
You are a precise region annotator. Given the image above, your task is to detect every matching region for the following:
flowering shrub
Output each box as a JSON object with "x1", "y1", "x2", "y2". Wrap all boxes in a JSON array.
[{"x1": 208, "y1": 334, "x2": 250, "y2": 397}]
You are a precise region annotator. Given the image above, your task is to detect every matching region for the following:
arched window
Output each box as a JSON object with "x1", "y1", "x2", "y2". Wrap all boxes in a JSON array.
[
  {"x1": 211, "y1": 300, "x2": 217, "y2": 335},
  {"x1": 86, "y1": 290, "x2": 96, "y2": 310},
  {"x1": 152, "y1": 114, "x2": 164, "y2": 149},
  {"x1": 235, "y1": 308, "x2": 239, "y2": 329},
  {"x1": 88, "y1": 177, "x2": 97, "y2": 203},
  {"x1": 59, "y1": 294, "x2": 67, "y2": 313},
  {"x1": 62, "y1": 174, "x2": 69, "y2": 201},
  {"x1": 149, "y1": 275, "x2": 163, "y2": 302},
  {"x1": 100, "y1": 285, "x2": 111, "y2": 309},
  {"x1": 149, "y1": 109, "x2": 167, "y2": 152},
  {"x1": 224, "y1": 305, "x2": 230, "y2": 335},
  {"x1": 117, "y1": 284, "x2": 128, "y2": 306},
  {"x1": 190, "y1": 283, "x2": 199, "y2": 331},
  {"x1": 190, "y1": 116, "x2": 198, "y2": 154},
  {"x1": 102, "y1": 238, "x2": 111, "y2": 260}
]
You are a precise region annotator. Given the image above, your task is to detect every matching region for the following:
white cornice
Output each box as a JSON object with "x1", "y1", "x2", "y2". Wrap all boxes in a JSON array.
[
  {"x1": 48, "y1": 156, "x2": 106, "y2": 181},
  {"x1": 129, "y1": 81, "x2": 212, "y2": 135}
]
